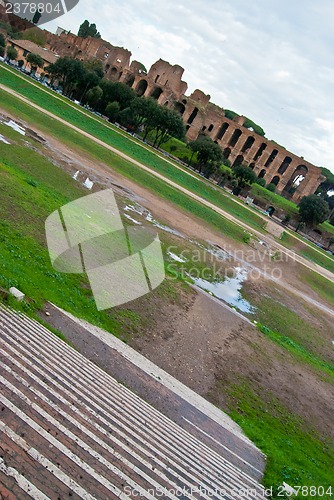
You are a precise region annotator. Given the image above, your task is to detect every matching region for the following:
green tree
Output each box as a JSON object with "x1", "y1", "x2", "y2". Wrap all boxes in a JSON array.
[
  {"x1": 233, "y1": 164, "x2": 257, "y2": 187},
  {"x1": 26, "y1": 52, "x2": 44, "y2": 73},
  {"x1": 316, "y1": 167, "x2": 334, "y2": 196},
  {"x1": 255, "y1": 177, "x2": 266, "y2": 187},
  {"x1": 99, "y1": 80, "x2": 136, "y2": 111},
  {"x1": 46, "y1": 56, "x2": 85, "y2": 95},
  {"x1": 151, "y1": 106, "x2": 185, "y2": 148},
  {"x1": 85, "y1": 85, "x2": 103, "y2": 108},
  {"x1": 188, "y1": 135, "x2": 223, "y2": 176},
  {"x1": 298, "y1": 195, "x2": 330, "y2": 227},
  {"x1": 23, "y1": 27, "x2": 46, "y2": 47},
  {"x1": 0, "y1": 33, "x2": 5, "y2": 47},
  {"x1": 266, "y1": 182, "x2": 276, "y2": 192},
  {"x1": 6, "y1": 46, "x2": 18, "y2": 61},
  {"x1": 78, "y1": 20, "x2": 101, "y2": 39},
  {"x1": 105, "y1": 101, "x2": 120, "y2": 122},
  {"x1": 17, "y1": 59, "x2": 24, "y2": 68},
  {"x1": 0, "y1": 46, "x2": 4, "y2": 58}
]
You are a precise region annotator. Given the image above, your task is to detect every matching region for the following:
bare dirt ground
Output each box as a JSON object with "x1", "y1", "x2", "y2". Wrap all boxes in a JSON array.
[{"x1": 2, "y1": 109, "x2": 334, "y2": 442}]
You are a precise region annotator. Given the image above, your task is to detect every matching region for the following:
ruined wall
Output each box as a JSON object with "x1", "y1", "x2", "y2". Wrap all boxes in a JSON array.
[{"x1": 42, "y1": 29, "x2": 324, "y2": 200}]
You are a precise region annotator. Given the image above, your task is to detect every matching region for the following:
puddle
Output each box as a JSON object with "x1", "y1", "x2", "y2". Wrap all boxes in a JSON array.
[
  {"x1": 167, "y1": 251, "x2": 187, "y2": 263},
  {"x1": 0, "y1": 134, "x2": 10, "y2": 144},
  {"x1": 124, "y1": 213, "x2": 142, "y2": 225},
  {"x1": 4, "y1": 120, "x2": 26, "y2": 136},
  {"x1": 192, "y1": 267, "x2": 255, "y2": 314},
  {"x1": 124, "y1": 204, "x2": 184, "y2": 237}
]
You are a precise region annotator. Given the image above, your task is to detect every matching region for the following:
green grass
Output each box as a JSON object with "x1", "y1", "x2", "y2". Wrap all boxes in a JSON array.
[
  {"x1": 280, "y1": 231, "x2": 334, "y2": 274},
  {"x1": 244, "y1": 294, "x2": 332, "y2": 364},
  {"x1": 257, "y1": 323, "x2": 334, "y2": 380},
  {"x1": 250, "y1": 184, "x2": 299, "y2": 216},
  {"x1": 225, "y1": 381, "x2": 334, "y2": 498},
  {"x1": 0, "y1": 64, "x2": 265, "y2": 233},
  {"x1": 299, "y1": 268, "x2": 334, "y2": 306}
]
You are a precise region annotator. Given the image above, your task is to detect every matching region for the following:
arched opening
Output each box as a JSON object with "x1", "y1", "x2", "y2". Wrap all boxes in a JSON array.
[
  {"x1": 258, "y1": 169, "x2": 266, "y2": 178},
  {"x1": 164, "y1": 101, "x2": 169, "y2": 106},
  {"x1": 270, "y1": 175, "x2": 280, "y2": 186},
  {"x1": 241, "y1": 136, "x2": 255, "y2": 153},
  {"x1": 202, "y1": 126, "x2": 207, "y2": 132},
  {"x1": 208, "y1": 124, "x2": 214, "y2": 132},
  {"x1": 278, "y1": 156, "x2": 292, "y2": 174},
  {"x1": 187, "y1": 107, "x2": 199, "y2": 125},
  {"x1": 282, "y1": 165, "x2": 308, "y2": 196},
  {"x1": 150, "y1": 87, "x2": 163, "y2": 100},
  {"x1": 186, "y1": 125, "x2": 190, "y2": 131},
  {"x1": 233, "y1": 155, "x2": 244, "y2": 168},
  {"x1": 110, "y1": 67, "x2": 117, "y2": 76},
  {"x1": 136, "y1": 79, "x2": 148, "y2": 97},
  {"x1": 223, "y1": 148, "x2": 231, "y2": 160},
  {"x1": 105, "y1": 63, "x2": 110, "y2": 71},
  {"x1": 253, "y1": 143, "x2": 267, "y2": 161},
  {"x1": 249, "y1": 162, "x2": 255, "y2": 170},
  {"x1": 216, "y1": 122, "x2": 229, "y2": 141},
  {"x1": 266, "y1": 206, "x2": 275, "y2": 217},
  {"x1": 182, "y1": 99, "x2": 187, "y2": 104},
  {"x1": 174, "y1": 102, "x2": 185, "y2": 115},
  {"x1": 154, "y1": 74, "x2": 160, "y2": 83},
  {"x1": 265, "y1": 149, "x2": 278, "y2": 167},
  {"x1": 124, "y1": 75, "x2": 135, "y2": 87},
  {"x1": 229, "y1": 129, "x2": 242, "y2": 147}
]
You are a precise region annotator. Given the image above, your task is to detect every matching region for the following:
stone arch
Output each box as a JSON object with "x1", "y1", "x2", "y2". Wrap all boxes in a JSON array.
[
  {"x1": 233, "y1": 155, "x2": 244, "y2": 168},
  {"x1": 136, "y1": 79, "x2": 148, "y2": 96},
  {"x1": 270, "y1": 175, "x2": 280, "y2": 186},
  {"x1": 187, "y1": 107, "x2": 199, "y2": 125},
  {"x1": 249, "y1": 162, "x2": 255, "y2": 169},
  {"x1": 202, "y1": 126, "x2": 207, "y2": 132},
  {"x1": 223, "y1": 148, "x2": 231, "y2": 160},
  {"x1": 110, "y1": 67, "x2": 117, "y2": 76},
  {"x1": 229, "y1": 129, "x2": 242, "y2": 147},
  {"x1": 124, "y1": 75, "x2": 135, "y2": 87},
  {"x1": 164, "y1": 101, "x2": 169, "y2": 106},
  {"x1": 174, "y1": 102, "x2": 185, "y2": 115},
  {"x1": 253, "y1": 143, "x2": 267, "y2": 161},
  {"x1": 278, "y1": 156, "x2": 292, "y2": 174},
  {"x1": 282, "y1": 165, "x2": 308, "y2": 195},
  {"x1": 241, "y1": 136, "x2": 255, "y2": 153},
  {"x1": 216, "y1": 122, "x2": 229, "y2": 141},
  {"x1": 150, "y1": 87, "x2": 163, "y2": 100},
  {"x1": 265, "y1": 149, "x2": 279, "y2": 167},
  {"x1": 258, "y1": 169, "x2": 266, "y2": 178},
  {"x1": 154, "y1": 74, "x2": 160, "y2": 83},
  {"x1": 208, "y1": 124, "x2": 214, "y2": 132}
]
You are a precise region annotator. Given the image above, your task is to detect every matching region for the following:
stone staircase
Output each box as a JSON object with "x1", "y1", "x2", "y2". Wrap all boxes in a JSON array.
[{"x1": 0, "y1": 305, "x2": 267, "y2": 499}]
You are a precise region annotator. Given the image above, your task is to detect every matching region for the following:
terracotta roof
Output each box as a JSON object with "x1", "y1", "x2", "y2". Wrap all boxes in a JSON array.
[{"x1": 9, "y1": 39, "x2": 58, "y2": 64}]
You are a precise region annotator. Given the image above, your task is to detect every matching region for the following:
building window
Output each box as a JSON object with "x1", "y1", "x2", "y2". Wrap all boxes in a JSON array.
[{"x1": 23, "y1": 50, "x2": 28, "y2": 57}]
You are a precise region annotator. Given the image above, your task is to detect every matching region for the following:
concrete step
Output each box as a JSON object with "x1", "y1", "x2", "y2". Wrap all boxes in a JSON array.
[{"x1": 0, "y1": 305, "x2": 266, "y2": 499}]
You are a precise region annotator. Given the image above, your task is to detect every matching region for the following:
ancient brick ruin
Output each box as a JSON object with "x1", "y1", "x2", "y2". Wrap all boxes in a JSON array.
[{"x1": 45, "y1": 31, "x2": 325, "y2": 202}]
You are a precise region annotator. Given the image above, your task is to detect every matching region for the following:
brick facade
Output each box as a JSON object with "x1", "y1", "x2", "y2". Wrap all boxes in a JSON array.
[{"x1": 44, "y1": 31, "x2": 325, "y2": 201}]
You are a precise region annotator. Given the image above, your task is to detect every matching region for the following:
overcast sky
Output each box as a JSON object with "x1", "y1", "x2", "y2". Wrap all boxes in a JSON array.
[{"x1": 44, "y1": 0, "x2": 334, "y2": 173}]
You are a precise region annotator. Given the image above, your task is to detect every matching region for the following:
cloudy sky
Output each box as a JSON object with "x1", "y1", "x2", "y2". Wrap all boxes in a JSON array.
[{"x1": 44, "y1": 0, "x2": 334, "y2": 172}]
